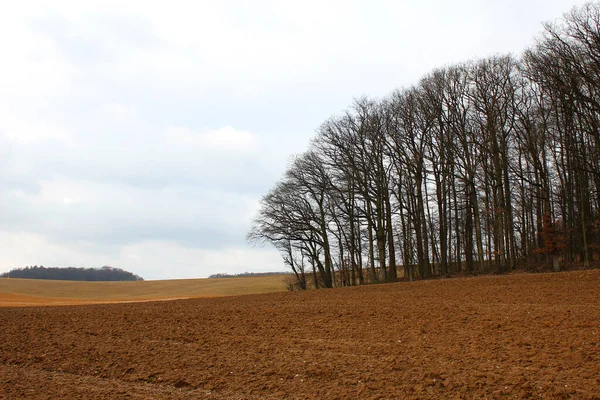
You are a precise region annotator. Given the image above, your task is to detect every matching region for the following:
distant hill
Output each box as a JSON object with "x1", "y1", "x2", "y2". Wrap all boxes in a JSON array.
[
  {"x1": 0, "y1": 266, "x2": 143, "y2": 281},
  {"x1": 208, "y1": 271, "x2": 289, "y2": 279}
]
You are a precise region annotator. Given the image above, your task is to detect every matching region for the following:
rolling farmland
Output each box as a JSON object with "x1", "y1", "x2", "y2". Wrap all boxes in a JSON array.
[
  {"x1": 0, "y1": 275, "x2": 289, "y2": 306},
  {"x1": 1, "y1": 270, "x2": 600, "y2": 399}
]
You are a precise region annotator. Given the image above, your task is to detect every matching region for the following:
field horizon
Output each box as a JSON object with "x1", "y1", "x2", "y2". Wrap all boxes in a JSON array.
[{"x1": 0, "y1": 274, "x2": 290, "y2": 307}]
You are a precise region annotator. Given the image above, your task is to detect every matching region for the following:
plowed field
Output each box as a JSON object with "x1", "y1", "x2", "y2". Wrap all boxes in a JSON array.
[{"x1": 2, "y1": 270, "x2": 600, "y2": 399}]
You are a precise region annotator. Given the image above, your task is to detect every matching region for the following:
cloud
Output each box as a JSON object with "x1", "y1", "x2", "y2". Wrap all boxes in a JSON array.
[
  {"x1": 120, "y1": 241, "x2": 284, "y2": 279},
  {"x1": 0, "y1": 232, "x2": 283, "y2": 280},
  {"x1": 165, "y1": 126, "x2": 259, "y2": 153},
  {"x1": 0, "y1": 112, "x2": 74, "y2": 146},
  {"x1": 0, "y1": 158, "x2": 263, "y2": 245}
]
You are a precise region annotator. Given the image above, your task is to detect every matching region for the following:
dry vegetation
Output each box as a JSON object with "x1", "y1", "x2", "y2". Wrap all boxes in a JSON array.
[{"x1": 0, "y1": 275, "x2": 288, "y2": 306}]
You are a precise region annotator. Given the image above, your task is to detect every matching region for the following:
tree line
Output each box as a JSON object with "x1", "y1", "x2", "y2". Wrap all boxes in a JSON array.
[
  {"x1": 208, "y1": 272, "x2": 289, "y2": 279},
  {"x1": 249, "y1": 2, "x2": 600, "y2": 289},
  {"x1": 0, "y1": 266, "x2": 144, "y2": 281}
]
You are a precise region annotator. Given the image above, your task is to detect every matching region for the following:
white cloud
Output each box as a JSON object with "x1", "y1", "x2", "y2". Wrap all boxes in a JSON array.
[
  {"x1": 0, "y1": 232, "x2": 284, "y2": 279},
  {"x1": 0, "y1": 232, "x2": 120, "y2": 271},
  {"x1": 120, "y1": 241, "x2": 283, "y2": 280},
  {"x1": 0, "y1": 174, "x2": 260, "y2": 247},
  {"x1": 165, "y1": 126, "x2": 259, "y2": 153},
  {"x1": 0, "y1": 113, "x2": 74, "y2": 146}
]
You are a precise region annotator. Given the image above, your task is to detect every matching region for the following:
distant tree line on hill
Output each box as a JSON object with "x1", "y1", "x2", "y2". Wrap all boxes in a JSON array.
[
  {"x1": 208, "y1": 271, "x2": 289, "y2": 279},
  {"x1": 249, "y1": 2, "x2": 600, "y2": 290},
  {"x1": 0, "y1": 266, "x2": 144, "y2": 281}
]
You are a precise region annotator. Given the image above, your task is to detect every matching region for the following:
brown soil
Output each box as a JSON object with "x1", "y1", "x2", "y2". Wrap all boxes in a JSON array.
[{"x1": 2, "y1": 270, "x2": 600, "y2": 399}]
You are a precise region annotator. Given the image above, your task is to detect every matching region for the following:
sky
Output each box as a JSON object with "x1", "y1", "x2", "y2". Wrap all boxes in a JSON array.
[{"x1": 0, "y1": 0, "x2": 589, "y2": 280}]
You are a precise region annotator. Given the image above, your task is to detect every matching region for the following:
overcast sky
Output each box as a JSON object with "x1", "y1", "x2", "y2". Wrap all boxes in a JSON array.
[{"x1": 0, "y1": 0, "x2": 588, "y2": 280}]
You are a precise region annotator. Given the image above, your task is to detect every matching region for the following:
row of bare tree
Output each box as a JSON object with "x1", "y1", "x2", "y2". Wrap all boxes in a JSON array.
[{"x1": 249, "y1": 2, "x2": 600, "y2": 289}]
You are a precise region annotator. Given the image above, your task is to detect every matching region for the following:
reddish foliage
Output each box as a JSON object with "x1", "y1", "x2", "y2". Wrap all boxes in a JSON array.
[{"x1": 534, "y1": 213, "x2": 567, "y2": 257}]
